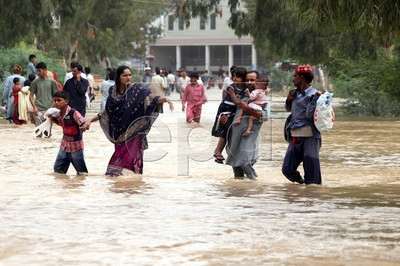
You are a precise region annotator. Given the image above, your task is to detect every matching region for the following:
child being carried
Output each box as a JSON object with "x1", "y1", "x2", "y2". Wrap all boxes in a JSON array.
[{"x1": 234, "y1": 77, "x2": 269, "y2": 137}]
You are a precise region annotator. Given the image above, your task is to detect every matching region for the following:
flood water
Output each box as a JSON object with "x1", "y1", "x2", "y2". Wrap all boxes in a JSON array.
[{"x1": 1, "y1": 90, "x2": 399, "y2": 265}]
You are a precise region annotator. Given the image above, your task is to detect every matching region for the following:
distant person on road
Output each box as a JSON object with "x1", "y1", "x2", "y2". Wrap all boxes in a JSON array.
[
  {"x1": 3, "y1": 64, "x2": 26, "y2": 123},
  {"x1": 150, "y1": 67, "x2": 167, "y2": 97},
  {"x1": 176, "y1": 69, "x2": 190, "y2": 110},
  {"x1": 85, "y1": 66, "x2": 95, "y2": 104},
  {"x1": 142, "y1": 66, "x2": 153, "y2": 85},
  {"x1": 100, "y1": 68, "x2": 116, "y2": 112},
  {"x1": 27, "y1": 54, "x2": 37, "y2": 77},
  {"x1": 182, "y1": 72, "x2": 207, "y2": 125},
  {"x1": 167, "y1": 70, "x2": 176, "y2": 94},
  {"x1": 11, "y1": 77, "x2": 25, "y2": 124}
]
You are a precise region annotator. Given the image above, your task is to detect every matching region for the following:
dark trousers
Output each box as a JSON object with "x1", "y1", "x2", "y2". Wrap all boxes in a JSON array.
[
  {"x1": 282, "y1": 137, "x2": 321, "y2": 184},
  {"x1": 54, "y1": 149, "x2": 88, "y2": 175}
]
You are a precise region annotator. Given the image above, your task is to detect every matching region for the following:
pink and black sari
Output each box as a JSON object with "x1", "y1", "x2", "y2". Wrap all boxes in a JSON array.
[{"x1": 100, "y1": 84, "x2": 160, "y2": 176}]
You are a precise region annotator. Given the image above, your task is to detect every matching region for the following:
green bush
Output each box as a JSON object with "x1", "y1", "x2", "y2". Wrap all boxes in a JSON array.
[
  {"x1": 330, "y1": 52, "x2": 400, "y2": 117},
  {"x1": 0, "y1": 43, "x2": 66, "y2": 83}
]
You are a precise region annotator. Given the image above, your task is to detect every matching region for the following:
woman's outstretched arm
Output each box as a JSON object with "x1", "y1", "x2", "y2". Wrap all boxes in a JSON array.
[{"x1": 80, "y1": 112, "x2": 103, "y2": 130}]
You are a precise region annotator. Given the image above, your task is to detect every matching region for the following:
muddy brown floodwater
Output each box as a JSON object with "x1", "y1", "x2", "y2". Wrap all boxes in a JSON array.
[{"x1": 0, "y1": 93, "x2": 399, "y2": 265}]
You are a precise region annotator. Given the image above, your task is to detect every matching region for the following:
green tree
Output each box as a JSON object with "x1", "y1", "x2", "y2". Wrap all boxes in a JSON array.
[{"x1": 0, "y1": 0, "x2": 166, "y2": 66}]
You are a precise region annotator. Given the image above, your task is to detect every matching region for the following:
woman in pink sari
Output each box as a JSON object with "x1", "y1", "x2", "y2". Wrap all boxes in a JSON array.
[{"x1": 84, "y1": 65, "x2": 169, "y2": 176}]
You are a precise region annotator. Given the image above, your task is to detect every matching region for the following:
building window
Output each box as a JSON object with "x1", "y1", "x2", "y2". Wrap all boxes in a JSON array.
[
  {"x1": 210, "y1": 14, "x2": 216, "y2": 30},
  {"x1": 181, "y1": 46, "x2": 205, "y2": 69},
  {"x1": 233, "y1": 45, "x2": 252, "y2": 66},
  {"x1": 168, "y1": 15, "x2": 174, "y2": 31},
  {"x1": 178, "y1": 17, "x2": 184, "y2": 30},
  {"x1": 200, "y1": 16, "x2": 207, "y2": 30},
  {"x1": 210, "y1": 45, "x2": 228, "y2": 66}
]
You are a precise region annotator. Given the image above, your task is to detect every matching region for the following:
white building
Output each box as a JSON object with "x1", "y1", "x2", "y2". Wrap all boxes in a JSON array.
[{"x1": 147, "y1": 0, "x2": 257, "y2": 74}]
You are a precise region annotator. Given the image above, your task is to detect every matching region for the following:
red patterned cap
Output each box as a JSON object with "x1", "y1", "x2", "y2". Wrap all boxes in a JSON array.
[{"x1": 295, "y1": 64, "x2": 313, "y2": 74}]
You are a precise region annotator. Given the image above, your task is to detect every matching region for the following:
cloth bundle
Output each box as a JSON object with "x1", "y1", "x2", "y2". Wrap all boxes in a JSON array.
[
  {"x1": 18, "y1": 86, "x2": 33, "y2": 121},
  {"x1": 314, "y1": 91, "x2": 335, "y2": 132},
  {"x1": 34, "y1": 108, "x2": 60, "y2": 138}
]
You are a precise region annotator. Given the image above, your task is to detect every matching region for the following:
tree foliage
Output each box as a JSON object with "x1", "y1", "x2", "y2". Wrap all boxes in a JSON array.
[
  {"x1": 224, "y1": 0, "x2": 400, "y2": 116},
  {"x1": 0, "y1": 0, "x2": 166, "y2": 65}
]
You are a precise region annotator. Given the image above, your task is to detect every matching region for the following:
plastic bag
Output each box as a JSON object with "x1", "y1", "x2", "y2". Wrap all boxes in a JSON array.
[
  {"x1": 314, "y1": 91, "x2": 335, "y2": 132},
  {"x1": 34, "y1": 118, "x2": 53, "y2": 138},
  {"x1": 34, "y1": 108, "x2": 60, "y2": 138}
]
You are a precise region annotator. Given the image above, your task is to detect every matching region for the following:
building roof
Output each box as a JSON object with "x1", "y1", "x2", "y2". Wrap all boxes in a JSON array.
[{"x1": 151, "y1": 36, "x2": 253, "y2": 46}]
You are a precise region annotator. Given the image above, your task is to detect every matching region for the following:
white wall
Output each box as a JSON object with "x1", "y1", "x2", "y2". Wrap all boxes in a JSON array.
[{"x1": 152, "y1": 0, "x2": 252, "y2": 45}]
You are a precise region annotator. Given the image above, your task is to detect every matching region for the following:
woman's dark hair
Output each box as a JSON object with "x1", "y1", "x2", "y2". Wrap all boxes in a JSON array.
[
  {"x1": 13, "y1": 77, "x2": 20, "y2": 84},
  {"x1": 84, "y1": 66, "x2": 91, "y2": 74},
  {"x1": 53, "y1": 90, "x2": 69, "y2": 101},
  {"x1": 233, "y1": 66, "x2": 247, "y2": 82},
  {"x1": 115, "y1": 65, "x2": 131, "y2": 90}
]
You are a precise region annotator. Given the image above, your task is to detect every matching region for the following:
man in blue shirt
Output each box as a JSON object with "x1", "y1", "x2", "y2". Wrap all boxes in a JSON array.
[{"x1": 282, "y1": 65, "x2": 322, "y2": 185}]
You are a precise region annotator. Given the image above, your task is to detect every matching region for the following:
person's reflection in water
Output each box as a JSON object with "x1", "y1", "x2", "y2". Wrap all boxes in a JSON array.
[
  {"x1": 218, "y1": 179, "x2": 267, "y2": 198},
  {"x1": 281, "y1": 183, "x2": 327, "y2": 205},
  {"x1": 108, "y1": 174, "x2": 148, "y2": 195},
  {"x1": 53, "y1": 173, "x2": 86, "y2": 189}
]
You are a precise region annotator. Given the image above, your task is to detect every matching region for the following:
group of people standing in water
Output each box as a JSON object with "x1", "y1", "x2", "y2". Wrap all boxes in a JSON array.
[
  {"x1": 78, "y1": 64, "x2": 322, "y2": 185},
  {"x1": 3, "y1": 61, "x2": 322, "y2": 185}
]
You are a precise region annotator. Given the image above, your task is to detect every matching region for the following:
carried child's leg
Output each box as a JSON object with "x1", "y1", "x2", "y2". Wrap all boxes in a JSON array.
[
  {"x1": 70, "y1": 150, "x2": 88, "y2": 175},
  {"x1": 233, "y1": 109, "x2": 243, "y2": 125},
  {"x1": 242, "y1": 115, "x2": 255, "y2": 137},
  {"x1": 214, "y1": 137, "x2": 226, "y2": 163}
]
